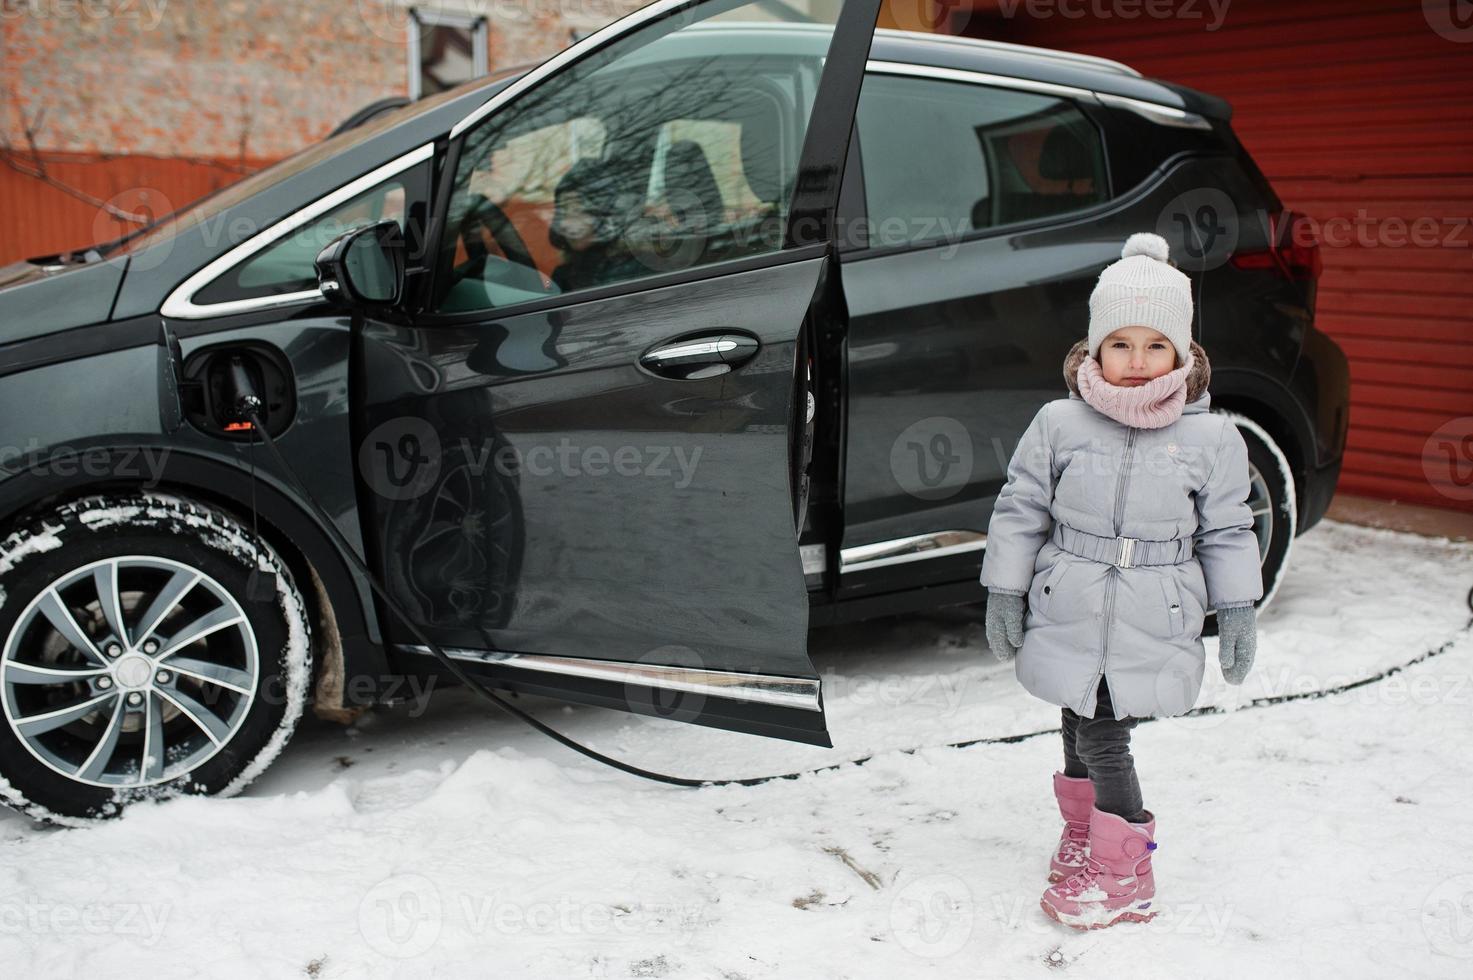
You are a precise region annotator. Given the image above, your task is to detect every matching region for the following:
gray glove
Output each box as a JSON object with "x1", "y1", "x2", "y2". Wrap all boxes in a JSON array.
[
  {"x1": 1216, "y1": 604, "x2": 1258, "y2": 684},
  {"x1": 985, "y1": 590, "x2": 1027, "y2": 662}
]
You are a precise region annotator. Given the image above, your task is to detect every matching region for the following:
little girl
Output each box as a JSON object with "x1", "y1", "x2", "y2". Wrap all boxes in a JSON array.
[{"x1": 979, "y1": 232, "x2": 1263, "y2": 930}]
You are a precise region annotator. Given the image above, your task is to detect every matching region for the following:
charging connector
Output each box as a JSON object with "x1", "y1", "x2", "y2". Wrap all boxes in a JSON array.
[{"x1": 224, "y1": 355, "x2": 264, "y2": 425}]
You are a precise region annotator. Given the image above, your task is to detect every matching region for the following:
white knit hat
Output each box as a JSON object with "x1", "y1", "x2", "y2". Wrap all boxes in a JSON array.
[{"x1": 1088, "y1": 232, "x2": 1194, "y2": 367}]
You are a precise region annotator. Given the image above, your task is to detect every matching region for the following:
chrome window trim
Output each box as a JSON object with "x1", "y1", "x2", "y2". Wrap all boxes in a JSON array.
[
  {"x1": 673, "y1": 23, "x2": 1141, "y2": 78},
  {"x1": 158, "y1": 143, "x2": 434, "y2": 320},
  {"x1": 397, "y1": 645, "x2": 822, "y2": 712},
  {"x1": 840, "y1": 530, "x2": 987, "y2": 574},
  {"x1": 871, "y1": 26, "x2": 1141, "y2": 78},
  {"x1": 1094, "y1": 90, "x2": 1214, "y2": 130},
  {"x1": 866, "y1": 59, "x2": 1098, "y2": 103},
  {"x1": 865, "y1": 60, "x2": 1209, "y2": 129},
  {"x1": 448, "y1": 0, "x2": 695, "y2": 140}
]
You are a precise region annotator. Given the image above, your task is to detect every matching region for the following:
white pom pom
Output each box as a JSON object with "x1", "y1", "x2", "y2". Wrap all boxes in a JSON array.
[{"x1": 1121, "y1": 232, "x2": 1170, "y2": 262}]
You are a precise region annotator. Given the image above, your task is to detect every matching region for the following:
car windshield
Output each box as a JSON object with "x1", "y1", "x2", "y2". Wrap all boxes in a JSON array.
[{"x1": 100, "y1": 71, "x2": 523, "y2": 259}]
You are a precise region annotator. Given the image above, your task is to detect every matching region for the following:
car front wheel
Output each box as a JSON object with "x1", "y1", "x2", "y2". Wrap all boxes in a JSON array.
[{"x1": 0, "y1": 493, "x2": 310, "y2": 824}]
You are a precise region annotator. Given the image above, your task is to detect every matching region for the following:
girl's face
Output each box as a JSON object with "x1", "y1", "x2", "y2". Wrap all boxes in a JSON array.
[
  {"x1": 552, "y1": 191, "x2": 597, "y2": 251},
  {"x1": 1099, "y1": 326, "x2": 1178, "y2": 386}
]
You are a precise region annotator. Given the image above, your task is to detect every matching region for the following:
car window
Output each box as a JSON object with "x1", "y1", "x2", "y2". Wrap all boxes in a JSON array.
[
  {"x1": 430, "y1": 0, "x2": 838, "y2": 315},
  {"x1": 192, "y1": 179, "x2": 408, "y2": 305},
  {"x1": 855, "y1": 74, "x2": 1108, "y2": 249}
]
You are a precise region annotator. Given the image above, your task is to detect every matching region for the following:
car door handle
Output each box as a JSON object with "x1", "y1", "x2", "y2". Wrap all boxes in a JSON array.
[{"x1": 640, "y1": 333, "x2": 759, "y2": 379}]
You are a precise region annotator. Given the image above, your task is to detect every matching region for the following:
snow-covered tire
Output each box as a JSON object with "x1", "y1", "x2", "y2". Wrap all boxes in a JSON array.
[{"x1": 0, "y1": 493, "x2": 311, "y2": 825}]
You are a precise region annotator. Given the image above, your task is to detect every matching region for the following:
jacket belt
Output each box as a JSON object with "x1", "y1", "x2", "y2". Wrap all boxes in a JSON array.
[{"x1": 1052, "y1": 522, "x2": 1194, "y2": 568}]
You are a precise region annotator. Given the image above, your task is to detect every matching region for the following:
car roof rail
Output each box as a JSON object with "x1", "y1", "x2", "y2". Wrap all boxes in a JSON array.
[
  {"x1": 872, "y1": 27, "x2": 1142, "y2": 78},
  {"x1": 678, "y1": 21, "x2": 1142, "y2": 79}
]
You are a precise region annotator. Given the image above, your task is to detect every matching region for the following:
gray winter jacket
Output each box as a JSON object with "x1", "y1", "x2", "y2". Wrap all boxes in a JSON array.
[{"x1": 979, "y1": 338, "x2": 1263, "y2": 720}]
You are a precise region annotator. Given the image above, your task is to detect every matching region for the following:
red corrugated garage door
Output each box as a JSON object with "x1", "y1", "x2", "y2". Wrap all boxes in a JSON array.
[{"x1": 944, "y1": 0, "x2": 1473, "y2": 511}]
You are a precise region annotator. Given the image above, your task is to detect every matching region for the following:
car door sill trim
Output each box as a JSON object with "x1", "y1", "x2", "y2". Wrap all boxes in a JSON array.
[
  {"x1": 840, "y1": 530, "x2": 987, "y2": 574},
  {"x1": 397, "y1": 645, "x2": 822, "y2": 711}
]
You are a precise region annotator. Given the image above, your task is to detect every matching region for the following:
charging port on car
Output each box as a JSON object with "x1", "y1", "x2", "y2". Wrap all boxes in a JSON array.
[{"x1": 179, "y1": 343, "x2": 296, "y2": 440}]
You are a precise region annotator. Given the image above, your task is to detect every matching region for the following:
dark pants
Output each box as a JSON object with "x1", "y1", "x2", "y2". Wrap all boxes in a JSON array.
[{"x1": 1061, "y1": 676, "x2": 1148, "y2": 823}]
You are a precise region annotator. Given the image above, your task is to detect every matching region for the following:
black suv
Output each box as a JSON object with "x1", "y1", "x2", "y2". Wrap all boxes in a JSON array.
[{"x1": 0, "y1": 0, "x2": 1347, "y2": 821}]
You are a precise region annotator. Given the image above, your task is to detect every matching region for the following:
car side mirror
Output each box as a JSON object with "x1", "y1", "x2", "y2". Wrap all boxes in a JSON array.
[{"x1": 314, "y1": 220, "x2": 404, "y2": 308}]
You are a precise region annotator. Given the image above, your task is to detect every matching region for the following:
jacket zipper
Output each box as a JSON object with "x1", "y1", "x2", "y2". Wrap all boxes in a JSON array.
[{"x1": 1094, "y1": 426, "x2": 1138, "y2": 707}]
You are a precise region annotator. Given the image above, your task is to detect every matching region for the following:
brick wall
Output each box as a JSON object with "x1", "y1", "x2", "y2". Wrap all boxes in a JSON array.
[{"x1": 0, "y1": 0, "x2": 643, "y2": 261}]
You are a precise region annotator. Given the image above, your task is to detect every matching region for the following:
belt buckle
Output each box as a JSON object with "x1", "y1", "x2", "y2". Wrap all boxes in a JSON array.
[{"x1": 1115, "y1": 535, "x2": 1138, "y2": 568}]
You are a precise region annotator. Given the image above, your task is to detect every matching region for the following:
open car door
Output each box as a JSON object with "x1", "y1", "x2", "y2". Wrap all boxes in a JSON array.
[{"x1": 355, "y1": 0, "x2": 882, "y2": 747}]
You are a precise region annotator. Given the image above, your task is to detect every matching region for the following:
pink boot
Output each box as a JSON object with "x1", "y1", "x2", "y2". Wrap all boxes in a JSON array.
[
  {"x1": 1049, "y1": 772, "x2": 1094, "y2": 883},
  {"x1": 1040, "y1": 806, "x2": 1158, "y2": 930}
]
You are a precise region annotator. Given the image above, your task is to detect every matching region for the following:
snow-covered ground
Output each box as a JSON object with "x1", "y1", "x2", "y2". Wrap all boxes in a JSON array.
[{"x1": 2, "y1": 517, "x2": 1471, "y2": 979}]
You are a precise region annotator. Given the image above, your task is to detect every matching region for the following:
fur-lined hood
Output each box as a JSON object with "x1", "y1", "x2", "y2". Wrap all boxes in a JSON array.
[{"x1": 1062, "y1": 337, "x2": 1211, "y2": 404}]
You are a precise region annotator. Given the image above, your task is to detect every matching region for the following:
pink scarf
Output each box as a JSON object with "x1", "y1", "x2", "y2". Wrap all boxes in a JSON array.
[{"x1": 1076, "y1": 351, "x2": 1194, "y2": 429}]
